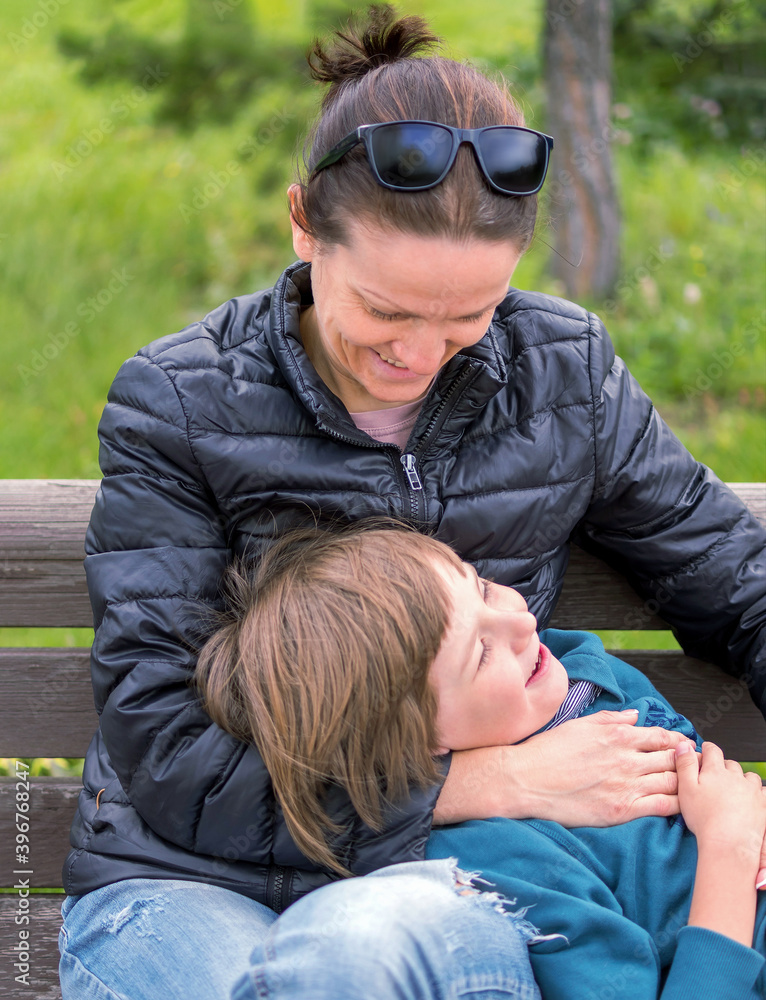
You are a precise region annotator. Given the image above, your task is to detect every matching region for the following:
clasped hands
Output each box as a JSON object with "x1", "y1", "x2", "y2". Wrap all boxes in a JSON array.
[{"x1": 433, "y1": 709, "x2": 766, "y2": 889}]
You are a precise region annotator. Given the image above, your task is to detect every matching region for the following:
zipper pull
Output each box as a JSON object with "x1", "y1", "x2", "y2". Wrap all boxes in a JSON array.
[{"x1": 401, "y1": 453, "x2": 423, "y2": 491}]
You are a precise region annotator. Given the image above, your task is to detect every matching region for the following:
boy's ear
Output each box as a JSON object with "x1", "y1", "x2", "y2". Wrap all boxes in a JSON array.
[{"x1": 288, "y1": 183, "x2": 316, "y2": 262}]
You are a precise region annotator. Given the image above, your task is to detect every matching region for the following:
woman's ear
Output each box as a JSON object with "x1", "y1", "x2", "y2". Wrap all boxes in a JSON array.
[{"x1": 288, "y1": 183, "x2": 315, "y2": 262}]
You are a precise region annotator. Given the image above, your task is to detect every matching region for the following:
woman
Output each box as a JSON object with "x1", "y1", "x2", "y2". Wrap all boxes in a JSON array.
[{"x1": 58, "y1": 6, "x2": 766, "y2": 1000}]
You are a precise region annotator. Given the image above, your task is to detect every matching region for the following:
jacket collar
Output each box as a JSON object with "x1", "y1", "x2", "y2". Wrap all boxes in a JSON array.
[
  {"x1": 267, "y1": 259, "x2": 509, "y2": 447},
  {"x1": 540, "y1": 629, "x2": 625, "y2": 702}
]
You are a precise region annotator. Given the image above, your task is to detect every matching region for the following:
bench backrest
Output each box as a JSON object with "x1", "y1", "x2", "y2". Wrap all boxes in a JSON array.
[{"x1": 0, "y1": 479, "x2": 764, "y2": 892}]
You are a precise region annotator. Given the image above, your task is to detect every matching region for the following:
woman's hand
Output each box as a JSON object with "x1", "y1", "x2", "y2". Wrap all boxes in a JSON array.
[
  {"x1": 433, "y1": 709, "x2": 691, "y2": 827},
  {"x1": 676, "y1": 741, "x2": 766, "y2": 946}
]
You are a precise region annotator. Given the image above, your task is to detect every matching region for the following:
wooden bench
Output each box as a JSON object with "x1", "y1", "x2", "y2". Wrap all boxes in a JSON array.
[{"x1": 0, "y1": 478, "x2": 764, "y2": 998}]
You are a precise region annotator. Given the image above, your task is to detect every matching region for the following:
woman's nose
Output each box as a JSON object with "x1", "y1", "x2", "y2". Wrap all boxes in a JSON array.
[{"x1": 391, "y1": 329, "x2": 447, "y2": 375}]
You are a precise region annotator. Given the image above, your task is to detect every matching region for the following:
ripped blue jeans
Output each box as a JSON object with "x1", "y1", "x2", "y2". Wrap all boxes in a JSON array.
[{"x1": 59, "y1": 858, "x2": 543, "y2": 999}]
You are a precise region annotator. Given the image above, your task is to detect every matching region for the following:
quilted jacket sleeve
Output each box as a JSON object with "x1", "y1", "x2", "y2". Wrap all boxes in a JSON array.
[
  {"x1": 84, "y1": 352, "x2": 277, "y2": 856},
  {"x1": 85, "y1": 351, "x2": 442, "y2": 866},
  {"x1": 577, "y1": 312, "x2": 766, "y2": 716}
]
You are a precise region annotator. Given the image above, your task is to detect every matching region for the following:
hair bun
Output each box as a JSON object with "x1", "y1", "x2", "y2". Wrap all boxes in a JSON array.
[{"x1": 308, "y1": 3, "x2": 442, "y2": 87}]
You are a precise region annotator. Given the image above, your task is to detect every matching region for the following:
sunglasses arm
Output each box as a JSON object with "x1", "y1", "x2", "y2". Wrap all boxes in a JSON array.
[{"x1": 309, "y1": 128, "x2": 366, "y2": 179}]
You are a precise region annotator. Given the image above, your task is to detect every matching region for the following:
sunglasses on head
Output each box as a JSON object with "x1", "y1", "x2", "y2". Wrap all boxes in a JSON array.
[{"x1": 309, "y1": 120, "x2": 554, "y2": 196}]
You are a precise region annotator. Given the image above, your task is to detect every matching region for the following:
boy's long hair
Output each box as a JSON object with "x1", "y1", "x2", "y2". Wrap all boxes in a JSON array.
[{"x1": 194, "y1": 522, "x2": 461, "y2": 876}]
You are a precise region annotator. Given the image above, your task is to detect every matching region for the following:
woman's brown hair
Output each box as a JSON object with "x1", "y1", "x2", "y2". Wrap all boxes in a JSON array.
[
  {"x1": 294, "y1": 3, "x2": 539, "y2": 252},
  {"x1": 194, "y1": 522, "x2": 464, "y2": 876}
]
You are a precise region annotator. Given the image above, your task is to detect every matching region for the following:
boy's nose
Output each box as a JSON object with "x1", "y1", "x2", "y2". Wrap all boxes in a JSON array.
[
  {"x1": 499, "y1": 588, "x2": 530, "y2": 615},
  {"x1": 507, "y1": 610, "x2": 537, "y2": 650}
]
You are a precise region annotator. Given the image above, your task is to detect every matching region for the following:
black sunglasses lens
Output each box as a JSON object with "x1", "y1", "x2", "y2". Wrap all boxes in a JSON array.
[
  {"x1": 478, "y1": 129, "x2": 548, "y2": 194},
  {"x1": 370, "y1": 123, "x2": 453, "y2": 188}
]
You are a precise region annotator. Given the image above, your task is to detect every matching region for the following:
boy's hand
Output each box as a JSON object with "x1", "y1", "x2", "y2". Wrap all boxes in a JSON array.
[{"x1": 676, "y1": 741, "x2": 766, "y2": 886}]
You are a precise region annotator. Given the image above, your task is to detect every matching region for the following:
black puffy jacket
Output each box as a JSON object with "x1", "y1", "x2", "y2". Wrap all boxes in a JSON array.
[{"x1": 64, "y1": 260, "x2": 766, "y2": 912}]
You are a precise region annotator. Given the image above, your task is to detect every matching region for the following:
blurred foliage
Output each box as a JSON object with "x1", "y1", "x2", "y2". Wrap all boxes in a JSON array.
[
  {"x1": 613, "y1": 0, "x2": 766, "y2": 150},
  {"x1": 0, "y1": 0, "x2": 761, "y2": 478},
  {"x1": 56, "y1": 0, "x2": 301, "y2": 131},
  {"x1": 0, "y1": 757, "x2": 83, "y2": 778},
  {"x1": 565, "y1": 143, "x2": 766, "y2": 406}
]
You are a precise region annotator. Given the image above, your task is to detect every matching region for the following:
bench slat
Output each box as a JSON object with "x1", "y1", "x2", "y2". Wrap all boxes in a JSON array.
[
  {"x1": 0, "y1": 480, "x2": 97, "y2": 627},
  {"x1": 0, "y1": 779, "x2": 79, "y2": 889},
  {"x1": 1, "y1": 481, "x2": 763, "y2": 629},
  {"x1": 2, "y1": 640, "x2": 766, "y2": 893},
  {"x1": 616, "y1": 651, "x2": 766, "y2": 757},
  {"x1": 0, "y1": 895, "x2": 63, "y2": 1000},
  {"x1": 553, "y1": 548, "x2": 666, "y2": 629},
  {"x1": 0, "y1": 650, "x2": 96, "y2": 758},
  {"x1": 0, "y1": 567, "x2": 93, "y2": 628},
  {"x1": 0, "y1": 480, "x2": 99, "y2": 559},
  {"x1": 0, "y1": 547, "x2": 681, "y2": 629}
]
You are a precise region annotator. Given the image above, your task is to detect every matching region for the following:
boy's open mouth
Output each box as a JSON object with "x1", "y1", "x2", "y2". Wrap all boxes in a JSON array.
[{"x1": 525, "y1": 644, "x2": 548, "y2": 686}]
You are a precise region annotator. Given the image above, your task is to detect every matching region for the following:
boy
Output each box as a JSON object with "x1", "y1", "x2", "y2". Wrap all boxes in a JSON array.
[{"x1": 195, "y1": 524, "x2": 766, "y2": 999}]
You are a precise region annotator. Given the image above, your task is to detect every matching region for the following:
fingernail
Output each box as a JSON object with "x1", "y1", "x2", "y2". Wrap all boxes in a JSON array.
[
  {"x1": 676, "y1": 743, "x2": 691, "y2": 756},
  {"x1": 621, "y1": 709, "x2": 639, "y2": 715},
  {"x1": 757, "y1": 872, "x2": 766, "y2": 890}
]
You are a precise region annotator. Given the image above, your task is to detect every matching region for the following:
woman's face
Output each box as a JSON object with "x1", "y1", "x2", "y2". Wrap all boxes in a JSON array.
[
  {"x1": 428, "y1": 557, "x2": 570, "y2": 752},
  {"x1": 290, "y1": 197, "x2": 523, "y2": 412}
]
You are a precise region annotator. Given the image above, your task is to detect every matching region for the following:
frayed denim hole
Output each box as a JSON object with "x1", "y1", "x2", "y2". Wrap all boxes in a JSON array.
[
  {"x1": 452, "y1": 863, "x2": 569, "y2": 947},
  {"x1": 100, "y1": 895, "x2": 166, "y2": 942}
]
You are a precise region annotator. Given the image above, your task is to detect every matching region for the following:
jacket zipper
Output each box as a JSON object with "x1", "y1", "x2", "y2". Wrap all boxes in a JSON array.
[
  {"x1": 396, "y1": 366, "x2": 476, "y2": 522},
  {"x1": 267, "y1": 864, "x2": 287, "y2": 913},
  {"x1": 309, "y1": 420, "x2": 424, "y2": 523},
  {"x1": 273, "y1": 865, "x2": 286, "y2": 912},
  {"x1": 399, "y1": 453, "x2": 423, "y2": 521},
  {"x1": 319, "y1": 362, "x2": 476, "y2": 525},
  {"x1": 411, "y1": 365, "x2": 475, "y2": 459}
]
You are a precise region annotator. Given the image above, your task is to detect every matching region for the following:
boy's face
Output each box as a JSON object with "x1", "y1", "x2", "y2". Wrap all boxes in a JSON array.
[{"x1": 429, "y1": 558, "x2": 570, "y2": 752}]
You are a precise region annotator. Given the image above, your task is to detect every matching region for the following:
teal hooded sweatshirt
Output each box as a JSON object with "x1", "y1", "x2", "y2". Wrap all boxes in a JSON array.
[{"x1": 427, "y1": 629, "x2": 766, "y2": 1000}]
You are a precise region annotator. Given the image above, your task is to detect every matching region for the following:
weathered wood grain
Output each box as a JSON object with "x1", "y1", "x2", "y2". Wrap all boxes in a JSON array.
[
  {"x1": 0, "y1": 480, "x2": 98, "y2": 627},
  {"x1": 0, "y1": 480, "x2": 98, "y2": 559},
  {"x1": 0, "y1": 650, "x2": 96, "y2": 758},
  {"x1": 0, "y1": 895, "x2": 63, "y2": 1000},
  {"x1": 1, "y1": 646, "x2": 763, "y2": 761},
  {"x1": 0, "y1": 779, "x2": 80, "y2": 889}
]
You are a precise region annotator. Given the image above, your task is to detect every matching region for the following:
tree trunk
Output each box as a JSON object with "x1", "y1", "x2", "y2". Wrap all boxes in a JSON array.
[{"x1": 543, "y1": 0, "x2": 620, "y2": 300}]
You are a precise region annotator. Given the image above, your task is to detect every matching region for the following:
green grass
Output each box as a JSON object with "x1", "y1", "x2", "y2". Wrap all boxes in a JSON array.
[{"x1": 0, "y1": 628, "x2": 94, "y2": 647}]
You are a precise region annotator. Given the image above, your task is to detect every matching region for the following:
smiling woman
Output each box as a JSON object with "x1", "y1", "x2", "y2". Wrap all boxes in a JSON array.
[
  {"x1": 56, "y1": 4, "x2": 766, "y2": 1000},
  {"x1": 293, "y1": 222, "x2": 521, "y2": 410}
]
